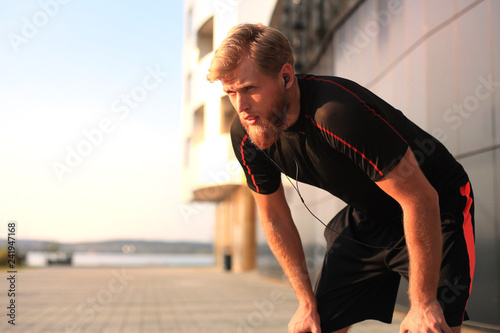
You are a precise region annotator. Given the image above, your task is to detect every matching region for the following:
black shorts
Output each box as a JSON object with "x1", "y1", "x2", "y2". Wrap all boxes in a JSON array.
[{"x1": 314, "y1": 182, "x2": 475, "y2": 332}]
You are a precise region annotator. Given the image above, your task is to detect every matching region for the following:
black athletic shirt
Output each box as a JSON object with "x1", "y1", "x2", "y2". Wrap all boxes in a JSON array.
[{"x1": 231, "y1": 74, "x2": 469, "y2": 219}]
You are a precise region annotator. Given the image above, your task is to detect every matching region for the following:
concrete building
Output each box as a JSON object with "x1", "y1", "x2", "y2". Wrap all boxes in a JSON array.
[
  {"x1": 181, "y1": 0, "x2": 278, "y2": 272},
  {"x1": 182, "y1": 0, "x2": 499, "y2": 329}
]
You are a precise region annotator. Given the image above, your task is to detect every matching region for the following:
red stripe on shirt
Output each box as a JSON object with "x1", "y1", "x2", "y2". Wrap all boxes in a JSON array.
[
  {"x1": 241, "y1": 134, "x2": 260, "y2": 193},
  {"x1": 460, "y1": 181, "x2": 475, "y2": 321},
  {"x1": 305, "y1": 114, "x2": 384, "y2": 177},
  {"x1": 303, "y1": 76, "x2": 407, "y2": 144}
]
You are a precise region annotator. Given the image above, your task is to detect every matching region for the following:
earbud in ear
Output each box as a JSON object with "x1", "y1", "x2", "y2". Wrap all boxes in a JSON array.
[{"x1": 284, "y1": 76, "x2": 290, "y2": 84}]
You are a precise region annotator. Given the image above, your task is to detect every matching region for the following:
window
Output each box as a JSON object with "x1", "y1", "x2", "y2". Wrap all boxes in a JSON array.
[
  {"x1": 185, "y1": 73, "x2": 192, "y2": 103},
  {"x1": 197, "y1": 16, "x2": 214, "y2": 60},
  {"x1": 186, "y1": 7, "x2": 193, "y2": 36},
  {"x1": 220, "y1": 96, "x2": 235, "y2": 134},
  {"x1": 275, "y1": 0, "x2": 361, "y2": 71},
  {"x1": 184, "y1": 137, "x2": 191, "y2": 167},
  {"x1": 193, "y1": 105, "x2": 205, "y2": 143}
]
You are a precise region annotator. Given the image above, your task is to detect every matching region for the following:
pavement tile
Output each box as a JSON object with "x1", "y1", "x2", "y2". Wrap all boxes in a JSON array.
[{"x1": 0, "y1": 267, "x2": 489, "y2": 333}]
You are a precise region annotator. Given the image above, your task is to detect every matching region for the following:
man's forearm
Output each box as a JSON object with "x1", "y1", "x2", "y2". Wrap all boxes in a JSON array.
[
  {"x1": 404, "y1": 201, "x2": 442, "y2": 306},
  {"x1": 376, "y1": 148, "x2": 451, "y2": 331},
  {"x1": 260, "y1": 213, "x2": 316, "y2": 307}
]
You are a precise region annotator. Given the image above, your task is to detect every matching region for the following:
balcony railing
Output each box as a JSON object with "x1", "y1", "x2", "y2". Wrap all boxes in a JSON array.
[{"x1": 271, "y1": 0, "x2": 363, "y2": 72}]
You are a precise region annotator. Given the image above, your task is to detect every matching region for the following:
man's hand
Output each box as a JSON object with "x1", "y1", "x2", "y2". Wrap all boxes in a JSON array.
[
  {"x1": 400, "y1": 300, "x2": 452, "y2": 333},
  {"x1": 288, "y1": 303, "x2": 322, "y2": 333}
]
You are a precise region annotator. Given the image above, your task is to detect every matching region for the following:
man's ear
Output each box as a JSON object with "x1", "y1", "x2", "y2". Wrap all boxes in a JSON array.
[{"x1": 280, "y1": 63, "x2": 294, "y2": 88}]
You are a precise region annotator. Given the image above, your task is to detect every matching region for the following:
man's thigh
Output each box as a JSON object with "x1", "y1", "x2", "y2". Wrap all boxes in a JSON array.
[
  {"x1": 315, "y1": 206, "x2": 403, "y2": 332},
  {"x1": 386, "y1": 218, "x2": 474, "y2": 327}
]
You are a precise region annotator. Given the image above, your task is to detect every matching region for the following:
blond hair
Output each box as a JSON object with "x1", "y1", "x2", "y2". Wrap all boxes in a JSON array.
[{"x1": 207, "y1": 23, "x2": 294, "y2": 82}]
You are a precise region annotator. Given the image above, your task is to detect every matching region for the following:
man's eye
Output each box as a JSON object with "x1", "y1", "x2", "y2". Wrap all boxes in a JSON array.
[{"x1": 245, "y1": 86, "x2": 255, "y2": 91}]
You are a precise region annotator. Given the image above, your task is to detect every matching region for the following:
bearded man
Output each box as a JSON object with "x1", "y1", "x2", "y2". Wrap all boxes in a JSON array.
[{"x1": 207, "y1": 23, "x2": 475, "y2": 333}]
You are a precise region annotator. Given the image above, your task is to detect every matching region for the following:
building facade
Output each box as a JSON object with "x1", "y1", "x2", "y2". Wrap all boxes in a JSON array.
[
  {"x1": 181, "y1": 0, "x2": 278, "y2": 272},
  {"x1": 182, "y1": 0, "x2": 499, "y2": 328}
]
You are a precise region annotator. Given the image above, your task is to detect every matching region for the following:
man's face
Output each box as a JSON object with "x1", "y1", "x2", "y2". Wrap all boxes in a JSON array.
[{"x1": 222, "y1": 57, "x2": 286, "y2": 150}]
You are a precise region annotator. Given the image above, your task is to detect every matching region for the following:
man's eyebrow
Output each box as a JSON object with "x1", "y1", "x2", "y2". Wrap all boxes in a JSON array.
[{"x1": 224, "y1": 82, "x2": 255, "y2": 91}]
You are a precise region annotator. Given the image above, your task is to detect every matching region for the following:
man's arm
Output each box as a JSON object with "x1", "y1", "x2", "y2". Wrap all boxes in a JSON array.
[
  {"x1": 376, "y1": 147, "x2": 452, "y2": 333},
  {"x1": 252, "y1": 183, "x2": 321, "y2": 333}
]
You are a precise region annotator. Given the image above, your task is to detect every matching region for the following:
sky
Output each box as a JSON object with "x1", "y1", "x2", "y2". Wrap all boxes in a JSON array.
[{"x1": 0, "y1": 0, "x2": 215, "y2": 243}]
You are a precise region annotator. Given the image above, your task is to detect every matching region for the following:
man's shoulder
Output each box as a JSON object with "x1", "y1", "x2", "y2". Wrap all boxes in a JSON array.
[
  {"x1": 297, "y1": 74, "x2": 356, "y2": 87},
  {"x1": 300, "y1": 85, "x2": 359, "y2": 127},
  {"x1": 304, "y1": 101, "x2": 360, "y2": 141},
  {"x1": 298, "y1": 74, "x2": 369, "y2": 101},
  {"x1": 298, "y1": 74, "x2": 373, "y2": 122}
]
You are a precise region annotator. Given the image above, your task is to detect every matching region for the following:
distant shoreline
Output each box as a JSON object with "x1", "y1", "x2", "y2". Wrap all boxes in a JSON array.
[
  {"x1": 25, "y1": 251, "x2": 215, "y2": 268},
  {"x1": 0, "y1": 239, "x2": 214, "y2": 255}
]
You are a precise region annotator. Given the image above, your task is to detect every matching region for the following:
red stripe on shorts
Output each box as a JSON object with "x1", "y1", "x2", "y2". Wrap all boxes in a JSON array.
[{"x1": 460, "y1": 181, "x2": 475, "y2": 321}]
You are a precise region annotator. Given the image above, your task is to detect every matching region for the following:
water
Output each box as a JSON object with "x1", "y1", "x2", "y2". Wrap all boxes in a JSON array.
[{"x1": 26, "y1": 251, "x2": 215, "y2": 267}]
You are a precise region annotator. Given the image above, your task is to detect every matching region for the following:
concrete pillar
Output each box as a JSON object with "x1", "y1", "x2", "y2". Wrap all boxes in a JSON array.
[
  {"x1": 214, "y1": 186, "x2": 256, "y2": 272},
  {"x1": 231, "y1": 186, "x2": 256, "y2": 272},
  {"x1": 215, "y1": 199, "x2": 231, "y2": 270}
]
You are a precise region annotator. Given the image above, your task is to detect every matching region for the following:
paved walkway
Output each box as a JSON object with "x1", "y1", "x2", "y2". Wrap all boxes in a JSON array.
[{"x1": 1, "y1": 267, "x2": 487, "y2": 333}]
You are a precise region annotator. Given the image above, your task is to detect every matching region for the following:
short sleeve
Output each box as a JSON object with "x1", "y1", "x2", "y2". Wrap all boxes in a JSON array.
[
  {"x1": 230, "y1": 117, "x2": 281, "y2": 194},
  {"x1": 313, "y1": 101, "x2": 408, "y2": 182}
]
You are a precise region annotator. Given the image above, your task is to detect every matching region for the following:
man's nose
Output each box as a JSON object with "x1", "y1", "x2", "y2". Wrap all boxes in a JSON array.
[{"x1": 235, "y1": 93, "x2": 250, "y2": 113}]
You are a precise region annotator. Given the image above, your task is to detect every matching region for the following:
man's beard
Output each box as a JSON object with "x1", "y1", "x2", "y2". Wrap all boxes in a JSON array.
[{"x1": 242, "y1": 97, "x2": 287, "y2": 150}]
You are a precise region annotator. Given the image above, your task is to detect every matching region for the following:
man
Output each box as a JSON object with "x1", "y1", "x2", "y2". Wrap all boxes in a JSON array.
[{"x1": 207, "y1": 23, "x2": 475, "y2": 333}]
